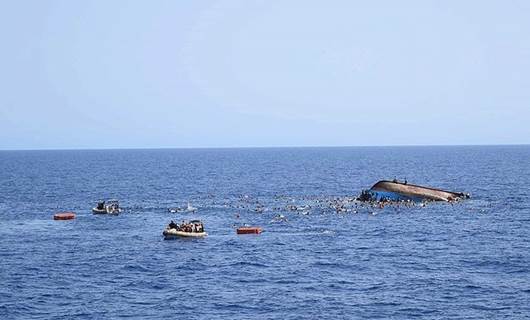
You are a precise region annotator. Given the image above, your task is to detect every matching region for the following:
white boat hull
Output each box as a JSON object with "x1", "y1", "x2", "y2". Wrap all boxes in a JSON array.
[
  {"x1": 163, "y1": 229, "x2": 207, "y2": 239},
  {"x1": 92, "y1": 207, "x2": 122, "y2": 215}
]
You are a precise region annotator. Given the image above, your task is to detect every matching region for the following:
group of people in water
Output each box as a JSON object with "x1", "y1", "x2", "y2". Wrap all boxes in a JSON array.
[
  {"x1": 164, "y1": 182, "x2": 465, "y2": 228},
  {"x1": 205, "y1": 192, "x2": 437, "y2": 217}
]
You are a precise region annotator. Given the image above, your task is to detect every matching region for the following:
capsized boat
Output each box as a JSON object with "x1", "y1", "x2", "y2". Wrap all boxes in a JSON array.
[
  {"x1": 358, "y1": 180, "x2": 470, "y2": 202},
  {"x1": 163, "y1": 219, "x2": 207, "y2": 239},
  {"x1": 92, "y1": 199, "x2": 122, "y2": 214}
]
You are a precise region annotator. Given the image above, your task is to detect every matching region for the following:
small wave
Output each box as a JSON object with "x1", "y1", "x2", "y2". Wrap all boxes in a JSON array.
[
  {"x1": 469, "y1": 304, "x2": 511, "y2": 311},
  {"x1": 122, "y1": 264, "x2": 150, "y2": 273},
  {"x1": 224, "y1": 261, "x2": 270, "y2": 268}
]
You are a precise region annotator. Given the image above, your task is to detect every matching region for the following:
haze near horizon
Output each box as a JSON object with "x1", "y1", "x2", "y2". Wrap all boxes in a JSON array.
[{"x1": 1, "y1": 0, "x2": 530, "y2": 150}]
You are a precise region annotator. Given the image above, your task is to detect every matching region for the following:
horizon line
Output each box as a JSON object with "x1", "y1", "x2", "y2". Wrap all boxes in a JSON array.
[{"x1": 0, "y1": 143, "x2": 529, "y2": 152}]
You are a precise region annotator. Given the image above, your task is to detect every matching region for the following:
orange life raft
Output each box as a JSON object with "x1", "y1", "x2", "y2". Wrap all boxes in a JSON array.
[
  {"x1": 54, "y1": 212, "x2": 76, "y2": 220},
  {"x1": 237, "y1": 226, "x2": 262, "y2": 234}
]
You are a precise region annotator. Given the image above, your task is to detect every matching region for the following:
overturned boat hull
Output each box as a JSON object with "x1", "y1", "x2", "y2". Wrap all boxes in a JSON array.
[{"x1": 359, "y1": 180, "x2": 469, "y2": 202}]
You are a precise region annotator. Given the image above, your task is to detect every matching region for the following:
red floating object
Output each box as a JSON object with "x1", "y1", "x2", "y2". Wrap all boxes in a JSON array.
[
  {"x1": 237, "y1": 226, "x2": 262, "y2": 235},
  {"x1": 54, "y1": 212, "x2": 76, "y2": 220}
]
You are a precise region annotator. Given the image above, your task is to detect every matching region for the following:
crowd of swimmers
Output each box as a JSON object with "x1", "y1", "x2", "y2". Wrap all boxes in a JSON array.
[{"x1": 165, "y1": 190, "x2": 460, "y2": 223}]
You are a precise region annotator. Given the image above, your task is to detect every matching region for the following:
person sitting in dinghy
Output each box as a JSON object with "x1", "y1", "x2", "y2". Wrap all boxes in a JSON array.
[{"x1": 168, "y1": 220, "x2": 178, "y2": 230}]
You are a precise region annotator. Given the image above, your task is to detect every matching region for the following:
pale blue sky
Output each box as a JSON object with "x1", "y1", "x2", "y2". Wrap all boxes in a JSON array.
[{"x1": 1, "y1": 0, "x2": 529, "y2": 149}]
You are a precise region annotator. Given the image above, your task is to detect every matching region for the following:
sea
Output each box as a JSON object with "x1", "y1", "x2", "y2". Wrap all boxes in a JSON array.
[{"x1": 0, "y1": 146, "x2": 529, "y2": 319}]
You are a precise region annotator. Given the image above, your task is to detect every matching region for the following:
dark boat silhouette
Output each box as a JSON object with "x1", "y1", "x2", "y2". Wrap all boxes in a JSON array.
[{"x1": 359, "y1": 180, "x2": 470, "y2": 202}]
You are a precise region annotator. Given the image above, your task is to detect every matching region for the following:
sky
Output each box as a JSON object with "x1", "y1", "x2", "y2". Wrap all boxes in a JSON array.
[{"x1": 1, "y1": 0, "x2": 530, "y2": 150}]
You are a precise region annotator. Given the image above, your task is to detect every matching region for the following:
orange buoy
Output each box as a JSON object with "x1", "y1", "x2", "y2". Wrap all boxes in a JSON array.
[
  {"x1": 54, "y1": 212, "x2": 76, "y2": 220},
  {"x1": 237, "y1": 226, "x2": 262, "y2": 235}
]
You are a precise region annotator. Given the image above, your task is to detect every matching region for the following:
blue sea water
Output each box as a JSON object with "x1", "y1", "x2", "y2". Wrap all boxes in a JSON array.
[{"x1": 0, "y1": 146, "x2": 529, "y2": 319}]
